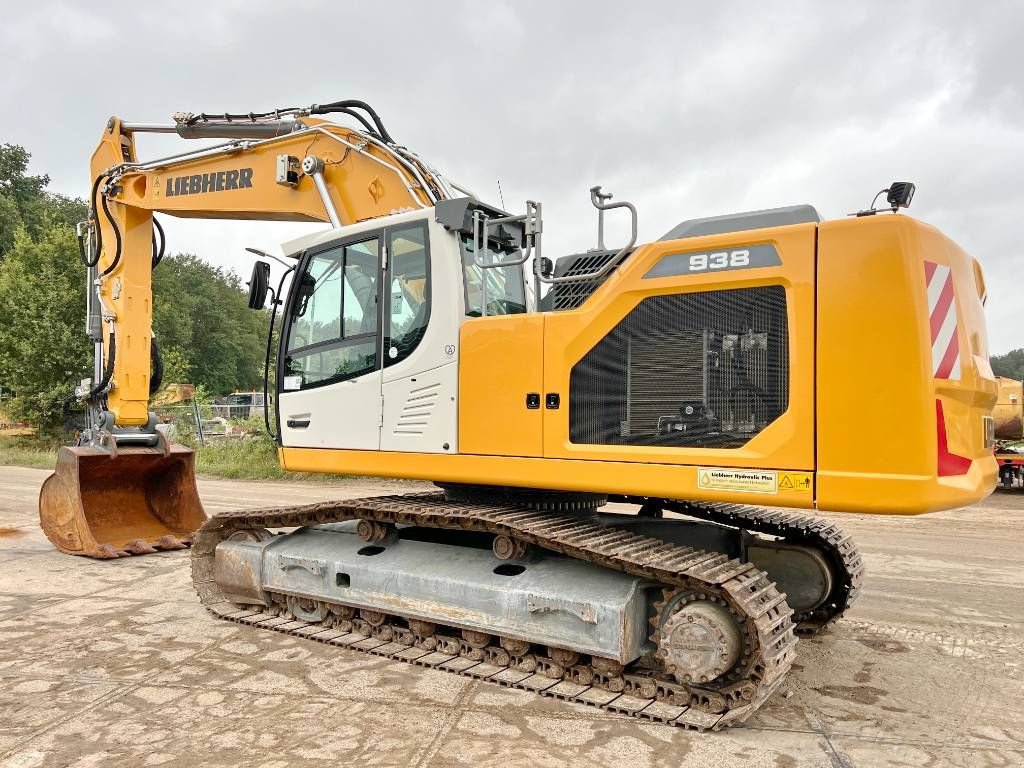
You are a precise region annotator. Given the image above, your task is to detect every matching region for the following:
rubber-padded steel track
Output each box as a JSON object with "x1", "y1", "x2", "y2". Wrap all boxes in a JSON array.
[{"x1": 191, "y1": 493, "x2": 799, "y2": 730}]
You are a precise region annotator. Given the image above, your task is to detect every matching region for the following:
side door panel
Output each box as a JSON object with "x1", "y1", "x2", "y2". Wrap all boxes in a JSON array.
[
  {"x1": 379, "y1": 220, "x2": 461, "y2": 453},
  {"x1": 458, "y1": 314, "x2": 545, "y2": 457},
  {"x1": 278, "y1": 233, "x2": 383, "y2": 450}
]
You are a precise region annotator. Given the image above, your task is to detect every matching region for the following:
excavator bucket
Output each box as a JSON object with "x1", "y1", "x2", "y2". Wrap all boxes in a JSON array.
[{"x1": 39, "y1": 444, "x2": 207, "y2": 559}]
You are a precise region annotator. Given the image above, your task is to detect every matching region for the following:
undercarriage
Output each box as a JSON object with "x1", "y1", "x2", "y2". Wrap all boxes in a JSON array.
[{"x1": 191, "y1": 491, "x2": 862, "y2": 730}]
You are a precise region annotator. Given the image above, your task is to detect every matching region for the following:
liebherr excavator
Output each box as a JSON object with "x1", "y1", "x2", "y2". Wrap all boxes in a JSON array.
[{"x1": 39, "y1": 100, "x2": 998, "y2": 729}]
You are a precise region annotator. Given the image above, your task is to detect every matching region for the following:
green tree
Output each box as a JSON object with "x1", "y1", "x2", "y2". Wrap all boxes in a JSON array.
[
  {"x1": 991, "y1": 349, "x2": 1024, "y2": 381},
  {"x1": 152, "y1": 253, "x2": 267, "y2": 395},
  {"x1": 0, "y1": 226, "x2": 90, "y2": 428},
  {"x1": 0, "y1": 144, "x2": 87, "y2": 259},
  {"x1": 0, "y1": 143, "x2": 267, "y2": 431}
]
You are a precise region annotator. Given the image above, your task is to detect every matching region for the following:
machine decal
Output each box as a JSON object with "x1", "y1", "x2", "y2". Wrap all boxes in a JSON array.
[
  {"x1": 644, "y1": 243, "x2": 781, "y2": 278},
  {"x1": 164, "y1": 167, "x2": 254, "y2": 196},
  {"x1": 925, "y1": 261, "x2": 960, "y2": 380},
  {"x1": 779, "y1": 471, "x2": 812, "y2": 492},
  {"x1": 697, "y1": 467, "x2": 778, "y2": 494}
]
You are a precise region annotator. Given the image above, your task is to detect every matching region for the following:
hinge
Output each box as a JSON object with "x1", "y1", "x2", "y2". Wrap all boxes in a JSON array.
[{"x1": 380, "y1": 395, "x2": 385, "y2": 427}]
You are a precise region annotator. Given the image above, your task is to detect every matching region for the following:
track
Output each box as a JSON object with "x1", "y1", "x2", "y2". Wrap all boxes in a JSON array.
[
  {"x1": 658, "y1": 500, "x2": 864, "y2": 633},
  {"x1": 191, "y1": 494, "x2": 859, "y2": 730}
]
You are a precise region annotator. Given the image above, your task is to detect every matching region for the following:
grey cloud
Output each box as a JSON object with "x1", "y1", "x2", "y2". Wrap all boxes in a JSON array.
[{"x1": 1, "y1": 0, "x2": 1020, "y2": 351}]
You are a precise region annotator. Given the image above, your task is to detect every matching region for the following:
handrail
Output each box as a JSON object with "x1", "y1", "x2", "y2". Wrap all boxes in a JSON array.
[
  {"x1": 471, "y1": 202, "x2": 541, "y2": 316},
  {"x1": 534, "y1": 186, "x2": 636, "y2": 286}
]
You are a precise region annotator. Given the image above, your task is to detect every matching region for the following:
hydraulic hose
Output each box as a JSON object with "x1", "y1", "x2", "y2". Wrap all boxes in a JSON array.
[
  {"x1": 149, "y1": 336, "x2": 163, "y2": 396},
  {"x1": 310, "y1": 100, "x2": 395, "y2": 144},
  {"x1": 84, "y1": 331, "x2": 116, "y2": 402},
  {"x1": 184, "y1": 100, "x2": 393, "y2": 142},
  {"x1": 151, "y1": 216, "x2": 165, "y2": 268},
  {"x1": 78, "y1": 176, "x2": 105, "y2": 268},
  {"x1": 97, "y1": 186, "x2": 122, "y2": 278}
]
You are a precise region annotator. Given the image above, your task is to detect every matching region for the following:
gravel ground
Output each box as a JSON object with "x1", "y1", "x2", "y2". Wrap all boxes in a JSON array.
[{"x1": 0, "y1": 465, "x2": 1022, "y2": 767}]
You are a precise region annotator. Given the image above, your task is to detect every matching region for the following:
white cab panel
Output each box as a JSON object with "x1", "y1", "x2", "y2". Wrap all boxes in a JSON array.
[{"x1": 381, "y1": 361, "x2": 457, "y2": 453}]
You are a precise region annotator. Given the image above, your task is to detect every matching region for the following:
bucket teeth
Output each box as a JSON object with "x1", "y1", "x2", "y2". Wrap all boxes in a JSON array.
[
  {"x1": 124, "y1": 539, "x2": 159, "y2": 555},
  {"x1": 95, "y1": 544, "x2": 130, "y2": 559}
]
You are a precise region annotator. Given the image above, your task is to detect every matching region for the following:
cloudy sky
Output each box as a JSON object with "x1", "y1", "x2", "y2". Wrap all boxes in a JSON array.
[{"x1": 3, "y1": 1, "x2": 1021, "y2": 351}]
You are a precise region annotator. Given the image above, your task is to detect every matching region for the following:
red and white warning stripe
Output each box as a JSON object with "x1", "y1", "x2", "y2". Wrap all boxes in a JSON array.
[{"x1": 925, "y1": 261, "x2": 960, "y2": 380}]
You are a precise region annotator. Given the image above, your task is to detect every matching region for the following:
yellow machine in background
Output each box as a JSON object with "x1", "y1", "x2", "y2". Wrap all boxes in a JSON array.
[
  {"x1": 993, "y1": 376, "x2": 1024, "y2": 487},
  {"x1": 993, "y1": 376, "x2": 1023, "y2": 439},
  {"x1": 38, "y1": 101, "x2": 998, "y2": 729}
]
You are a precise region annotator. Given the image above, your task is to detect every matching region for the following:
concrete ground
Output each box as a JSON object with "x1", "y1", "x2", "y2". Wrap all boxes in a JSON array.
[{"x1": 0, "y1": 466, "x2": 1022, "y2": 768}]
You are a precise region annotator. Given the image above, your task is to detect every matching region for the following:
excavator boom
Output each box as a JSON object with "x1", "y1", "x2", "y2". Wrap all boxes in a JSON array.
[{"x1": 41, "y1": 102, "x2": 457, "y2": 557}]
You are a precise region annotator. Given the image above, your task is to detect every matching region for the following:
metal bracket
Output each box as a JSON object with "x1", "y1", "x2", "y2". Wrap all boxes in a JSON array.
[
  {"x1": 470, "y1": 201, "x2": 542, "y2": 316},
  {"x1": 534, "y1": 185, "x2": 637, "y2": 287},
  {"x1": 302, "y1": 155, "x2": 342, "y2": 228},
  {"x1": 527, "y1": 595, "x2": 597, "y2": 624},
  {"x1": 278, "y1": 554, "x2": 326, "y2": 577}
]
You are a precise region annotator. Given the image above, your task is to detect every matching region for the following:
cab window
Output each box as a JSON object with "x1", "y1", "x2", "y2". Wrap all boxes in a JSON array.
[
  {"x1": 460, "y1": 235, "x2": 526, "y2": 316},
  {"x1": 284, "y1": 236, "x2": 380, "y2": 388},
  {"x1": 386, "y1": 223, "x2": 430, "y2": 366}
]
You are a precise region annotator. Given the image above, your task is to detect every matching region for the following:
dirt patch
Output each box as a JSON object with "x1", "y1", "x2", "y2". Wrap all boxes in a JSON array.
[
  {"x1": 856, "y1": 636, "x2": 910, "y2": 653},
  {"x1": 813, "y1": 684, "x2": 888, "y2": 706}
]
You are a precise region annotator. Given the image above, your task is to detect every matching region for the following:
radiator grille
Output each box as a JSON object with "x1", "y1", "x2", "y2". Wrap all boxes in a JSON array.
[
  {"x1": 569, "y1": 286, "x2": 788, "y2": 448},
  {"x1": 548, "y1": 250, "x2": 629, "y2": 311}
]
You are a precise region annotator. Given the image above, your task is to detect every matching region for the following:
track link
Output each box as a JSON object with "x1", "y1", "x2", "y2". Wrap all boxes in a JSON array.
[
  {"x1": 659, "y1": 501, "x2": 864, "y2": 633},
  {"x1": 191, "y1": 493, "x2": 799, "y2": 730}
]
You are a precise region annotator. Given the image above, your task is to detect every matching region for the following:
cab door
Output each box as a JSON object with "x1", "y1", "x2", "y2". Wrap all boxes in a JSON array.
[{"x1": 278, "y1": 231, "x2": 383, "y2": 449}]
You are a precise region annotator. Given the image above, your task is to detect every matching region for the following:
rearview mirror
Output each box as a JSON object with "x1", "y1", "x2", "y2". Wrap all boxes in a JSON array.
[{"x1": 247, "y1": 261, "x2": 271, "y2": 310}]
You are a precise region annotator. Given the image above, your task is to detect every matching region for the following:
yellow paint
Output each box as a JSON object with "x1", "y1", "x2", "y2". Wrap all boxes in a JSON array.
[
  {"x1": 280, "y1": 447, "x2": 818, "y2": 509},
  {"x1": 90, "y1": 112, "x2": 997, "y2": 516},
  {"x1": 89, "y1": 116, "x2": 437, "y2": 428},
  {"x1": 459, "y1": 314, "x2": 545, "y2": 457},
  {"x1": 541, "y1": 223, "x2": 816, "y2": 470},
  {"x1": 815, "y1": 216, "x2": 997, "y2": 513},
  {"x1": 992, "y1": 376, "x2": 1022, "y2": 440},
  {"x1": 697, "y1": 467, "x2": 778, "y2": 494}
]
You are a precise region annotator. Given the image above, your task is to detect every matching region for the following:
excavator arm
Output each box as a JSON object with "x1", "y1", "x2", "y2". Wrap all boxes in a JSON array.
[
  {"x1": 41, "y1": 102, "x2": 460, "y2": 557},
  {"x1": 89, "y1": 108, "x2": 454, "y2": 427}
]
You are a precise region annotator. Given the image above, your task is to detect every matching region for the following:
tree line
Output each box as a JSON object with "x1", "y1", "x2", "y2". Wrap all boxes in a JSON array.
[
  {"x1": 1, "y1": 142, "x2": 1022, "y2": 433},
  {"x1": 0, "y1": 144, "x2": 266, "y2": 430}
]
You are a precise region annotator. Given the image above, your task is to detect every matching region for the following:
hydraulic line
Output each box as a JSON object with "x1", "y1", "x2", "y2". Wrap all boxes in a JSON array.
[
  {"x1": 309, "y1": 100, "x2": 396, "y2": 144},
  {"x1": 183, "y1": 100, "x2": 395, "y2": 144},
  {"x1": 78, "y1": 176, "x2": 105, "y2": 268},
  {"x1": 83, "y1": 331, "x2": 116, "y2": 402},
  {"x1": 97, "y1": 187, "x2": 122, "y2": 278},
  {"x1": 152, "y1": 216, "x2": 165, "y2": 268},
  {"x1": 149, "y1": 336, "x2": 163, "y2": 396}
]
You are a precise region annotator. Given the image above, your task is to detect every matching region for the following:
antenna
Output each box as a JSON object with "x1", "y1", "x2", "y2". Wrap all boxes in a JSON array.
[{"x1": 497, "y1": 178, "x2": 506, "y2": 209}]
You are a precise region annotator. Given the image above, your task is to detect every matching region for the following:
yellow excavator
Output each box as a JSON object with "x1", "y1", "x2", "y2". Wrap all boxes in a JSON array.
[{"x1": 39, "y1": 100, "x2": 997, "y2": 729}]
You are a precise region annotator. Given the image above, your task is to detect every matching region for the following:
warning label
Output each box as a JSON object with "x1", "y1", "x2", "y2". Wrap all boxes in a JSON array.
[
  {"x1": 697, "y1": 467, "x2": 777, "y2": 494},
  {"x1": 779, "y1": 472, "x2": 813, "y2": 492}
]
